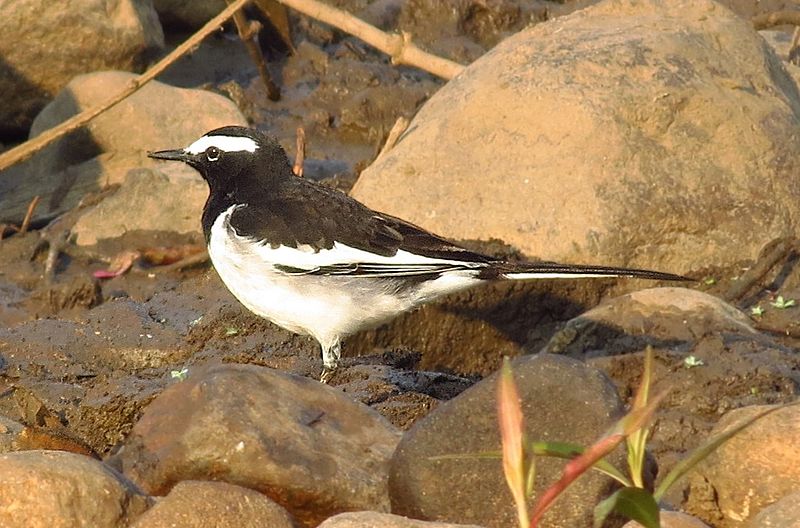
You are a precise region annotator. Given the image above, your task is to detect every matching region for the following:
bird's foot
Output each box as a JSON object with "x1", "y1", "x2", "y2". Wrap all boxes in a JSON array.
[{"x1": 319, "y1": 365, "x2": 337, "y2": 384}]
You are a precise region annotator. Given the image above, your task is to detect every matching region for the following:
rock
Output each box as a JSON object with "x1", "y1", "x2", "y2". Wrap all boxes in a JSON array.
[
  {"x1": 351, "y1": 0, "x2": 800, "y2": 274},
  {"x1": 129, "y1": 480, "x2": 296, "y2": 528},
  {"x1": 318, "y1": 511, "x2": 485, "y2": 528},
  {"x1": 540, "y1": 287, "x2": 800, "y2": 507},
  {"x1": 686, "y1": 403, "x2": 800, "y2": 526},
  {"x1": 389, "y1": 353, "x2": 626, "y2": 528},
  {"x1": 0, "y1": 415, "x2": 24, "y2": 454},
  {"x1": 112, "y1": 364, "x2": 401, "y2": 526},
  {"x1": 153, "y1": 0, "x2": 226, "y2": 29},
  {"x1": 71, "y1": 166, "x2": 208, "y2": 245},
  {"x1": 759, "y1": 30, "x2": 798, "y2": 62},
  {"x1": 623, "y1": 511, "x2": 712, "y2": 528},
  {"x1": 746, "y1": 490, "x2": 800, "y2": 527},
  {"x1": 541, "y1": 287, "x2": 759, "y2": 358},
  {"x1": 0, "y1": 450, "x2": 150, "y2": 528},
  {"x1": 0, "y1": 0, "x2": 164, "y2": 137},
  {"x1": 0, "y1": 70, "x2": 247, "y2": 228}
]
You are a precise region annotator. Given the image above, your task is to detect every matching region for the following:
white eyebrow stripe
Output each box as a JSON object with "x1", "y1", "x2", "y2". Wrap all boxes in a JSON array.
[{"x1": 185, "y1": 135, "x2": 259, "y2": 154}]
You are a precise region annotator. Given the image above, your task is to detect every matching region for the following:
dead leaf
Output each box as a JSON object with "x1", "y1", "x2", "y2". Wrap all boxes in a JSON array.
[{"x1": 93, "y1": 250, "x2": 140, "y2": 279}]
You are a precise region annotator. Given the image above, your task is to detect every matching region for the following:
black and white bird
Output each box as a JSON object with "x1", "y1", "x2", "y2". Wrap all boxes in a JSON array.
[{"x1": 149, "y1": 126, "x2": 688, "y2": 381}]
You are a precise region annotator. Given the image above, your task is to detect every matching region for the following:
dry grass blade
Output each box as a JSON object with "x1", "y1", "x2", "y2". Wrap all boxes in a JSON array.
[
  {"x1": 529, "y1": 389, "x2": 667, "y2": 527},
  {"x1": 498, "y1": 358, "x2": 530, "y2": 528},
  {"x1": 653, "y1": 400, "x2": 800, "y2": 501},
  {"x1": 627, "y1": 346, "x2": 655, "y2": 488}
]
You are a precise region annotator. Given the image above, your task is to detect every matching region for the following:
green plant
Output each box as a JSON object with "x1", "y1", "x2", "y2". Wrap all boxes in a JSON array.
[
  {"x1": 490, "y1": 348, "x2": 798, "y2": 528},
  {"x1": 770, "y1": 295, "x2": 796, "y2": 309}
]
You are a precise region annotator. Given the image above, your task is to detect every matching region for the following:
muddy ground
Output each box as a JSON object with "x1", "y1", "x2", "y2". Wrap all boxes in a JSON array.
[{"x1": 1, "y1": 0, "x2": 799, "y2": 518}]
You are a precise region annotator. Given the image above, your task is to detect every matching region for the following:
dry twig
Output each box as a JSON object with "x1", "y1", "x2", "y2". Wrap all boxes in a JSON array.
[
  {"x1": 227, "y1": 0, "x2": 281, "y2": 100},
  {"x1": 752, "y1": 11, "x2": 800, "y2": 30},
  {"x1": 723, "y1": 237, "x2": 795, "y2": 302},
  {"x1": 374, "y1": 116, "x2": 410, "y2": 163},
  {"x1": 0, "y1": 195, "x2": 41, "y2": 238},
  {"x1": 19, "y1": 195, "x2": 41, "y2": 234},
  {"x1": 275, "y1": 0, "x2": 464, "y2": 79},
  {"x1": 0, "y1": 0, "x2": 253, "y2": 173},
  {"x1": 293, "y1": 127, "x2": 306, "y2": 177}
]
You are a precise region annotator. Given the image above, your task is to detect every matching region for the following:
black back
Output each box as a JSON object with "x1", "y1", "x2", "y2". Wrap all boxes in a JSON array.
[{"x1": 193, "y1": 127, "x2": 494, "y2": 263}]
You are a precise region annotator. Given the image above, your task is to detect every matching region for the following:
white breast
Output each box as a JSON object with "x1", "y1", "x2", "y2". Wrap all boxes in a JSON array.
[{"x1": 207, "y1": 206, "x2": 482, "y2": 350}]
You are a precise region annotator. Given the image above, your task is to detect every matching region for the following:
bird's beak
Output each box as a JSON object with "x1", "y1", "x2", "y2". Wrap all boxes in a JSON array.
[{"x1": 147, "y1": 149, "x2": 189, "y2": 162}]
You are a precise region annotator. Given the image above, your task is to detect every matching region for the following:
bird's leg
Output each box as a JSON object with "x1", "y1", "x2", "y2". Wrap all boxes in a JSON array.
[{"x1": 319, "y1": 339, "x2": 342, "y2": 383}]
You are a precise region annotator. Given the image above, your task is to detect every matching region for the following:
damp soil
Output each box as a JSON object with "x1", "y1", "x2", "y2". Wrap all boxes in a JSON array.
[
  {"x1": 2, "y1": 226, "x2": 799, "y2": 480},
  {"x1": 1, "y1": 0, "x2": 799, "y2": 519}
]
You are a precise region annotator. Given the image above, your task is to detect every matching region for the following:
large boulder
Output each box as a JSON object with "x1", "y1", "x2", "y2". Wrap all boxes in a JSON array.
[
  {"x1": 0, "y1": 0, "x2": 164, "y2": 138},
  {"x1": 351, "y1": 0, "x2": 800, "y2": 274}
]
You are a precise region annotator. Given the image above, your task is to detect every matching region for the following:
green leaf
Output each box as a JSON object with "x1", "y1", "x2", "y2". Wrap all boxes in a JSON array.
[
  {"x1": 594, "y1": 487, "x2": 660, "y2": 528},
  {"x1": 430, "y1": 441, "x2": 632, "y2": 487},
  {"x1": 654, "y1": 401, "x2": 800, "y2": 500},
  {"x1": 530, "y1": 441, "x2": 632, "y2": 487}
]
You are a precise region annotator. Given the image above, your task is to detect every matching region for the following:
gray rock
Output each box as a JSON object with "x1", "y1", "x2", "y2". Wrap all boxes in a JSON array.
[
  {"x1": 129, "y1": 480, "x2": 296, "y2": 528},
  {"x1": 112, "y1": 364, "x2": 402, "y2": 526},
  {"x1": 0, "y1": 0, "x2": 164, "y2": 137},
  {"x1": 686, "y1": 403, "x2": 800, "y2": 526},
  {"x1": 389, "y1": 353, "x2": 626, "y2": 528},
  {"x1": 0, "y1": 71, "x2": 246, "y2": 228},
  {"x1": 352, "y1": 0, "x2": 800, "y2": 275},
  {"x1": 0, "y1": 450, "x2": 150, "y2": 528}
]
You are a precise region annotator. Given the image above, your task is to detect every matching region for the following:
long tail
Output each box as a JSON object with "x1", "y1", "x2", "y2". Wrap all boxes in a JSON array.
[{"x1": 482, "y1": 261, "x2": 691, "y2": 282}]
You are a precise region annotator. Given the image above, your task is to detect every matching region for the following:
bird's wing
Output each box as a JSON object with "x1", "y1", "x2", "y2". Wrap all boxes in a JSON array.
[{"x1": 226, "y1": 180, "x2": 494, "y2": 277}]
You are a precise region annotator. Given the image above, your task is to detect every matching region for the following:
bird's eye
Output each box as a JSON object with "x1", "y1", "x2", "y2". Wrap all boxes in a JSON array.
[{"x1": 205, "y1": 146, "x2": 221, "y2": 161}]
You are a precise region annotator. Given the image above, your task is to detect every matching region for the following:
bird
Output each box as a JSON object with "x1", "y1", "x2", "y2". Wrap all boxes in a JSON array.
[{"x1": 149, "y1": 126, "x2": 689, "y2": 381}]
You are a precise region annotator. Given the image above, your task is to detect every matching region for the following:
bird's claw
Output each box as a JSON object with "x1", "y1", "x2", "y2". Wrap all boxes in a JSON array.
[{"x1": 320, "y1": 366, "x2": 337, "y2": 384}]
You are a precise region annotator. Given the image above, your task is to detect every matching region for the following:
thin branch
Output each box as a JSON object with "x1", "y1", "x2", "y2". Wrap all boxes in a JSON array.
[
  {"x1": 753, "y1": 11, "x2": 800, "y2": 30},
  {"x1": 275, "y1": 0, "x2": 464, "y2": 80},
  {"x1": 19, "y1": 195, "x2": 41, "y2": 234},
  {"x1": 0, "y1": 0, "x2": 253, "y2": 173},
  {"x1": 374, "y1": 116, "x2": 409, "y2": 163},
  {"x1": 723, "y1": 237, "x2": 794, "y2": 302},
  {"x1": 293, "y1": 127, "x2": 306, "y2": 177},
  {"x1": 226, "y1": 0, "x2": 281, "y2": 100}
]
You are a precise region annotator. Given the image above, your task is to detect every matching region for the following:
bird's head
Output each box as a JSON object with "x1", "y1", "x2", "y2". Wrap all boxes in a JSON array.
[{"x1": 148, "y1": 126, "x2": 292, "y2": 190}]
